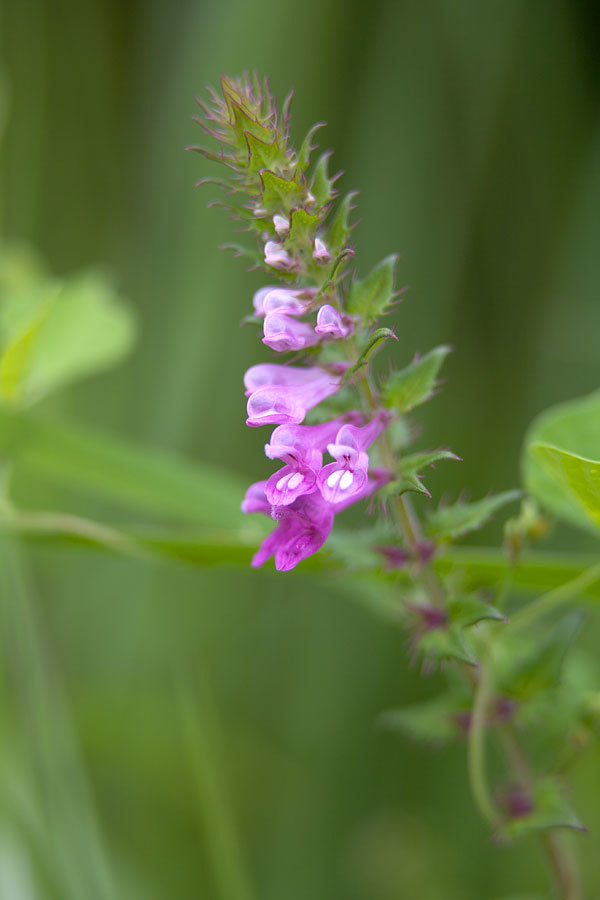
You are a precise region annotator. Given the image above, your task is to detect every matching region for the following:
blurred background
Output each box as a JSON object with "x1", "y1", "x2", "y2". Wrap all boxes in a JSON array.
[{"x1": 1, "y1": 0, "x2": 600, "y2": 897}]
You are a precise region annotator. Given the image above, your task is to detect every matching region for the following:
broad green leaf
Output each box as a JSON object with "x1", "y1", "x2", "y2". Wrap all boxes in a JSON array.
[
  {"x1": 0, "y1": 246, "x2": 136, "y2": 405},
  {"x1": 23, "y1": 271, "x2": 136, "y2": 404},
  {"x1": 380, "y1": 448, "x2": 460, "y2": 499},
  {"x1": 523, "y1": 388, "x2": 600, "y2": 535},
  {"x1": 382, "y1": 345, "x2": 451, "y2": 414},
  {"x1": 0, "y1": 406, "x2": 251, "y2": 530},
  {"x1": 346, "y1": 255, "x2": 397, "y2": 323},
  {"x1": 500, "y1": 776, "x2": 585, "y2": 840},
  {"x1": 379, "y1": 692, "x2": 469, "y2": 744},
  {"x1": 426, "y1": 490, "x2": 521, "y2": 541},
  {"x1": 531, "y1": 443, "x2": 600, "y2": 531}
]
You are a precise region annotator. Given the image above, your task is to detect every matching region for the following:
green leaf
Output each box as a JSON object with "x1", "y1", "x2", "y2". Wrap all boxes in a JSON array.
[
  {"x1": 446, "y1": 595, "x2": 507, "y2": 628},
  {"x1": 382, "y1": 345, "x2": 451, "y2": 414},
  {"x1": 327, "y1": 192, "x2": 357, "y2": 255},
  {"x1": 531, "y1": 443, "x2": 600, "y2": 531},
  {"x1": 310, "y1": 152, "x2": 336, "y2": 205},
  {"x1": 380, "y1": 472, "x2": 432, "y2": 500},
  {"x1": 286, "y1": 207, "x2": 320, "y2": 248},
  {"x1": 0, "y1": 406, "x2": 250, "y2": 529},
  {"x1": 244, "y1": 131, "x2": 282, "y2": 174},
  {"x1": 419, "y1": 625, "x2": 478, "y2": 666},
  {"x1": 382, "y1": 449, "x2": 460, "y2": 499},
  {"x1": 426, "y1": 490, "x2": 521, "y2": 541},
  {"x1": 523, "y1": 388, "x2": 600, "y2": 535},
  {"x1": 0, "y1": 247, "x2": 136, "y2": 405},
  {"x1": 379, "y1": 692, "x2": 469, "y2": 744},
  {"x1": 260, "y1": 170, "x2": 305, "y2": 213},
  {"x1": 500, "y1": 776, "x2": 585, "y2": 840},
  {"x1": 346, "y1": 254, "x2": 397, "y2": 323},
  {"x1": 297, "y1": 122, "x2": 324, "y2": 172}
]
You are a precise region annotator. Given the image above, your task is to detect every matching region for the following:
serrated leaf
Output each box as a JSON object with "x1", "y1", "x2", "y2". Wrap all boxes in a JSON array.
[
  {"x1": 310, "y1": 152, "x2": 336, "y2": 205},
  {"x1": 426, "y1": 490, "x2": 521, "y2": 541},
  {"x1": 297, "y1": 122, "x2": 325, "y2": 172},
  {"x1": 327, "y1": 192, "x2": 357, "y2": 255},
  {"x1": 260, "y1": 169, "x2": 305, "y2": 213},
  {"x1": 379, "y1": 692, "x2": 469, "y2": 744},
  {"x1": 382, "y1": 345, "x2": 450, "y2": 414},
  {"x1": 380, "y1": 473, "x2": 431, "y2": 500},
  {"x1": 346, "y1": 255, "x2": 397, "y2": 323},
  {"x1": 228, "y1": 98, "x2": 274, "y2": 146},
  {"x1": 419, "y1": 625, "x2": 478, "y2": 666},
  {"x1": 244, "y1": 132, "x2": 282, "y2": 174},
  {"x1": 500, "y1": 777, "x2": 585, "y2": 840},
  {"x1": 286, "y1": 207, "x2": 320, "y2": 248},
  {"x1": 400, "y1": 449, "x2": 460, "y2": 474},
  {"x1": 446, "y1": 595, "x2": 506, "y2": 627},
  {"x1": 523, "y1": 388, "x2": 600, "y2": 536}
]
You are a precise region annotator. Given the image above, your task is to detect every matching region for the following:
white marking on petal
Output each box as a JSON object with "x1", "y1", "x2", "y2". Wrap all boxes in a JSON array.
[
  {"x1": 276, "y1": 475, "x2": 289, "y2": 491},
  {"x1": 327, "y1": 469, "x2": 344, "y2": 489},
  {"x1": 339, "y1": 470, "x2": 354, "y2": 491},
  {"x1": 288, "y1": 472, "x2": 303, "y2": 490}
]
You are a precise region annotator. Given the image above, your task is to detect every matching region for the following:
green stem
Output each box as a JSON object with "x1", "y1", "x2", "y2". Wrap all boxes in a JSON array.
[
  {"x1": 510, "y1": 561, "x2": 600, "y2": 633},
  {"x1": 467, "y1": 662, "x2": 499, "y2": 828}
]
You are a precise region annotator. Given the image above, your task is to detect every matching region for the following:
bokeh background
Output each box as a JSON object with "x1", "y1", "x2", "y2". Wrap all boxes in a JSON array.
[{"x1": 1, "y1": 1, "x2": 600, "y2": 898}]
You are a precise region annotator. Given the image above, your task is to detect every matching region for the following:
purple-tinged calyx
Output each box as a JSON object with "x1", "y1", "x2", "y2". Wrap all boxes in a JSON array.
[
  {"x1": 262, "y1": 313, "x2": 320, "y2": 352},
  {"x1": 315, "y1": 304, "x2": 352, "y2": 339},
  {"x1": 318, "y1": 412, "x2": 389, "y2": 503},
  {"x1": 264, "y1": 416, "x2": 362, "y2": 506},
  {"x1": 244, "y1": 364, "x2": 343, "y2": 427},
  {"x1": 264, "y1": 240, "x2": 296, "y2": 271},
  {"x1": 313, "y1": 237, "x2": 331, "y2": 264}
]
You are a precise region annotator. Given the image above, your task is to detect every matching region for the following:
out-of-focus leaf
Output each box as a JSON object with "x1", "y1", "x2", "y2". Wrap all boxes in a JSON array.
[
  {"x1": 0, "y1": 406, "x2": 249, "y2": 529},
  {"x1": 379, "y1": 692, "x2": 469, "y2": 744},
  {"x1": 0, "y1": 245, "x2": 136, "y2": 405},
  {"x1": 500, "y1": 777, "x2": 585, "y2": 840},
  {"x1": 382, "y1": 345, "x2": 451, "y2": 414},
  {"x1": 523, "y1": 388, "x2": 600, "y2": 535},
  {"x1": 419, "y1": 625, "x2": 478, "y2": 666},
  {"x1": 310, "y1": 152, "x2": 336, "y2": 205},
  {"x1": 496, "y1": 614, "x2": 580, "y2": 700},
  {"x1": 327, "y1": 192, "x2": 357, "y2": 255},
  {"x1": 426, "y1": 490, "x2": 521, "y2": 541},
  {"x1": 446, "y1": 595, "x2": 507, "y2": 627}
]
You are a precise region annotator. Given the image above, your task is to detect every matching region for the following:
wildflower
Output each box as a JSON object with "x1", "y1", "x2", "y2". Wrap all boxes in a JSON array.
[
  {"x1": 315, "y1": 304, "x2": 352, "y2": 339},
  {"x1": 262, "y1": 313, "x2": 320, "y2": 352},
  {"x1": 273, "y1": 214, "x2": 290, "y2": 236},
  {"x1": 313, "y1": 237, "x2": 331, "y2": 264},
  {"x1": 244, "y1": 363, "x2": 343, "y2": 427},
  {"x1": 264, "y1": 240, "x2": 295, "y2": 271},
  {"x1": 264, "y1": 416, "x2": 362, "y2": 506},
  {"x1": 318, "y1": 412, "x2": 389, "y2": 503}
]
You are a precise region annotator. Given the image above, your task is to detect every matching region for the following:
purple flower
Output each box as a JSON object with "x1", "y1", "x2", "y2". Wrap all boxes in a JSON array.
[
  {"x1": 241, "y1": 480, "x2": 271, "y2": 514},
  {"x1": 313, "y1": 237, "x2": 331, "y2": 264},
  {"x1": 318, "y1": 412, "x2": 389, "y2": 503},
  {"x1": 244, "y1": 364, "x2": 343, "y2": 427},
  {"x1": 315, "y1": 304, "x2": 352, "y2": 339},
  {"x1": 272, "y1": 214, "x2": 290, "y2": 236},
  {"x1": 264, "y1": 416, "x2": 362, "y2": 506},
  {"x1": 253, "y1": 287, "x2": 314, "y2": 317},
  {"x1": 264, "y1": 240, "x2": 296, "y2": 271},
  {"x1": 262, "y1": 312, "x2": 320, "y2": 352},
  {"x1": 247, "y1": 469, "x2": 389, "y2": 571}
]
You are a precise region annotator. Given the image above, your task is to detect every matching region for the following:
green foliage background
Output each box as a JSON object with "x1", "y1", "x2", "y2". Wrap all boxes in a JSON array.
[{"x1": 1, "y1": 1, "x2": 600, "y2": 897}]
